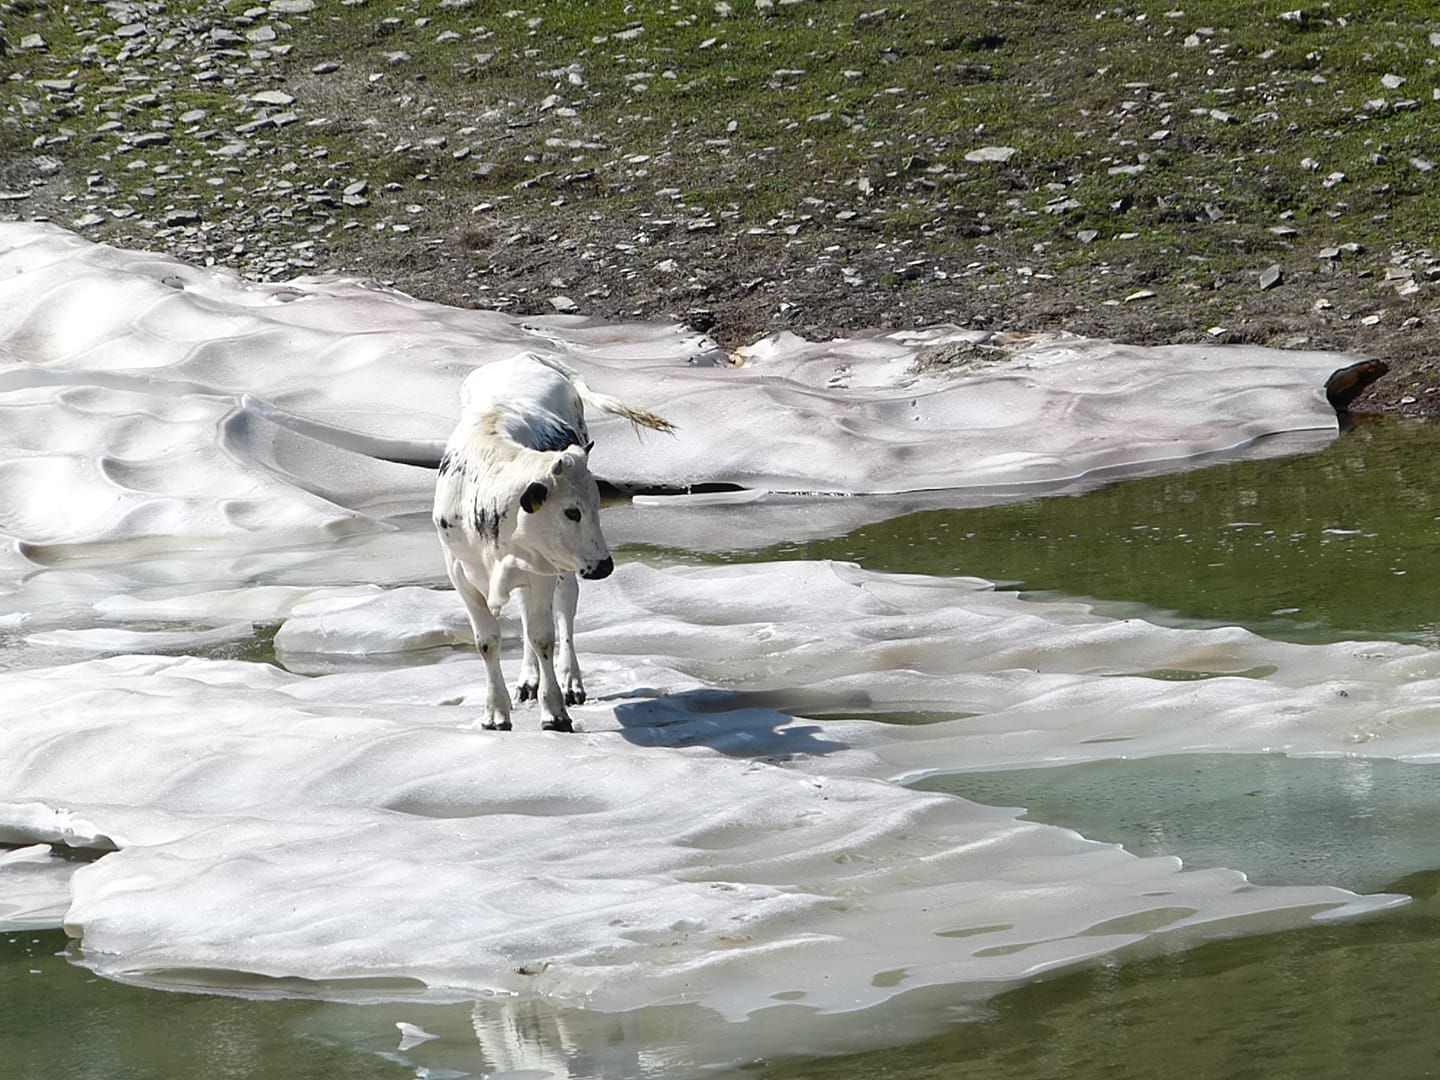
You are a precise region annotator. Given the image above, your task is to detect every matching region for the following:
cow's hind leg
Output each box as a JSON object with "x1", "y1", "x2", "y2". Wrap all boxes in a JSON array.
[
  {"x1": 554, "y1": 572, "x2": 586, "y2": 705},
  {"x1": 518, "y1": 576, "x2": 572, "y2": 732},
  {"x1": 445, "y1": 553, "x2": 512, "y2": 730}
]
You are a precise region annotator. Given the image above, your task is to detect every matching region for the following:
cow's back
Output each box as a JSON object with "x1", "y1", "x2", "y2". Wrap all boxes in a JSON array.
[{"x1": 460, "y1": 355, "x2": 589, "y2": 453}]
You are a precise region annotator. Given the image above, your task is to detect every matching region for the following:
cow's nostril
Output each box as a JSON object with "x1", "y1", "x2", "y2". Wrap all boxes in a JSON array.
[{"x1": 582, "y1": 556, "x2": 614, "y2": 580}]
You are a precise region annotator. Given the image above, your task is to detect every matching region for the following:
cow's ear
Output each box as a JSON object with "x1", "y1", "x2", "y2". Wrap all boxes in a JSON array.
[
  {"x1": 551, "y1": 454, "x2": 566, "y2": 476},
  {"x1": 520, "y1": 481, "x2": 548, "y2": 513}
]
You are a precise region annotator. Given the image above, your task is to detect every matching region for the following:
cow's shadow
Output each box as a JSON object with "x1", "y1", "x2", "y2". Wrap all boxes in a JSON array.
[{"x1": 606, "y1": 687, "x2": 851, "y2": 759}]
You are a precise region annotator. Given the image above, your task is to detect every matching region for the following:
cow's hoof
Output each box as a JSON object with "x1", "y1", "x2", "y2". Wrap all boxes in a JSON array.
[
  {"x1": 481, "y1": 719, "x2": 513, "y2": 731},
  {"x1": 516, "y1": 681, "x2": 538, "y2": 702},
  {"x1": 564, "y1": 687, "x2": 586, "y2": 706},
  {"x1": 541, "y1": 717, "x2": 575, "y2": 733}
]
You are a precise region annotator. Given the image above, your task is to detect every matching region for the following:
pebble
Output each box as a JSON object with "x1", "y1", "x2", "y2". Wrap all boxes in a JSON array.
[
  {"x1": 964, "y1": 146, "x2": 1017, "y2": 163},
  {"x1": 1259, "y1": 264, "x2": 1284, "y2": 290}
]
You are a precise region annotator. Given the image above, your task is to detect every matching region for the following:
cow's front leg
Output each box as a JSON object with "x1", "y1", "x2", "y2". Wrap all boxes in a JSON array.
[
  {"x1": 553, "y1": 572, "x2": 586, "y2": 705},
  {"x1": 446, "y1": 555, "x2": 511, "y2": 730},
  {"x1": 518, "y1": 576, "x2": 572, "y2": 732},
  {"x1": 516, "y1": 636, "x2": 540, "y2": 702}
]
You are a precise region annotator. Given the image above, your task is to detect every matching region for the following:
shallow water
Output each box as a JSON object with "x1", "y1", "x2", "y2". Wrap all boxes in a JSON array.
[{"x1": 6, "y1": 418, "x2": 1440, "y2": 1080}]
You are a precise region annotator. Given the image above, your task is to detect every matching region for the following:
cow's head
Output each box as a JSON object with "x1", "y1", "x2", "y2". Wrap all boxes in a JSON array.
[{"x1": 511, "y1": 445, "x2": 613, "y2": 579}]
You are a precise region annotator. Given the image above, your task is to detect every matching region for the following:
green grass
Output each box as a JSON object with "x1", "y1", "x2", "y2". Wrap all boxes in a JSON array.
[{"x1": 4, "y1": 0, "x2": 1440, "y2": 317}]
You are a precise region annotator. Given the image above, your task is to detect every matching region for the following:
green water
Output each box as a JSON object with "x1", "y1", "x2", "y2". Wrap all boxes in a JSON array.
[
  {"x1": 7, "y1": 418, "x2": 1440, "y2": 1079},
  {"x1": 713, "y1": 416, "x2": 1440, "y2": 646},
  {"x1": 0, "y1": 931, "x2": 411, "y2": 1080},
  {"x1": 766, "y1": 870, "x2": 1440, "y2": 1080}
]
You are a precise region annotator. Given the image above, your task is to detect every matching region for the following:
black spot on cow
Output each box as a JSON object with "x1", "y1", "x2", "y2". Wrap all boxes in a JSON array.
[
  {"x1": 438, "y1": 451, "x2": 457, "y2": 476},
  {"x1": 532, "y1": 419, "x2": 584, "y2": 452},
  {"x1": 471, "y1": 500, "x2": 502, "y2": 541}
]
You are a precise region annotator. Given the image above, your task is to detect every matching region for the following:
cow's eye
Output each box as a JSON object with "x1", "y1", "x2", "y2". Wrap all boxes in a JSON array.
[{"x1": 565, "y1": 508, "x2": 582, "y2": 522}]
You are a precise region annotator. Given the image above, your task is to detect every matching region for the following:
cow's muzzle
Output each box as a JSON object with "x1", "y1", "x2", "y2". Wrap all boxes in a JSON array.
[{"x1": 581, "y1": 556, "x2": 614, "y2": 580}]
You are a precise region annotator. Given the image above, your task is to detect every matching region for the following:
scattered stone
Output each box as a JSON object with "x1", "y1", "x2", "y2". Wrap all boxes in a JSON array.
[
  {"x1": 19, "y1": 34, "x2": 47, "y2": 51},
  {"x1": 548, "y1": 295, "x2": 578, "y2": 313},
  {"x1": 1382, "y1": 74, "x2": 1406, "y2": 90},
  {"x1": 1124, "y1": 289, "x2": 1156, "y2": 303},
  {"x1": 964, "y1": 146, "x2": 1016, "y2": 163},
  {"x1": 252, "y1": 90, "x2": 296, "y2": 106},
  {"x1": 312, "y1": 61, "x2": 340, "y2": 74},
  {"x1": 73, "y1": 213, "x2": 105, "y2": 228},
  {"x1": 271, "y1": 0, "x2": 317, "y2": 11},
  {"x1": 1259, "y1": 264, "x2": 1284, "y2": 290},
  {"x1": 164, "y1": 210, "x2": 201, "y2": 226}
]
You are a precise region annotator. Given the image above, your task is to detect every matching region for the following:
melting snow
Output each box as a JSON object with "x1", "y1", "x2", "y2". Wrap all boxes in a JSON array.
[{"x1": 0, "y1": 222, "x2": 1425, "y2": 1076}]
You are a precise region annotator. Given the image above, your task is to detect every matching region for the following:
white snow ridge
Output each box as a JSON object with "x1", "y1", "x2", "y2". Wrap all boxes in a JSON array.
[{"x1": 0, "y1": 222, "x2": 1425, "y2": 1078}]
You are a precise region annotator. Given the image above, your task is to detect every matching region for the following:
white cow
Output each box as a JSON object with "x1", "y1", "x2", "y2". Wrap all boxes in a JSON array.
[{"x1": 435, "y1": 354, "x2": 672, "y2": 732}]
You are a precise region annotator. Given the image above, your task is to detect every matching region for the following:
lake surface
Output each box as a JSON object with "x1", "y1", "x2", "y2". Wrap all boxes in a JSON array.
[{"x1": 5, "y1": 416, "x2": 1440, "y2": 1080}]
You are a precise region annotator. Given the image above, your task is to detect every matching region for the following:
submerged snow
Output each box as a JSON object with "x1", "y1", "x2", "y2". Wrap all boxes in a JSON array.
[{"x1": 0, "y1": 222, "x2": 1429, "y2": 1076}]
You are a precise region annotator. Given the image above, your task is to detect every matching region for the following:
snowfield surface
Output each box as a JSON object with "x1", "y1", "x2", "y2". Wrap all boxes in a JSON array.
[{"x1": 0, "y1": 222, "x2": 1430, "y2": 1077}]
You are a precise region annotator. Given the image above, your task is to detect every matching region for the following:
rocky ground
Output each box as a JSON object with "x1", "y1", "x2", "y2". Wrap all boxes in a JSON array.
[{"x1": 3, "y1": 0, "x2": 1440, "y2": 412}]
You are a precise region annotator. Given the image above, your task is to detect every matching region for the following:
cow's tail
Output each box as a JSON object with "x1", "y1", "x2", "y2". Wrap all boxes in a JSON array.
[
  {"x1": 576, "y1": 380, "x2": 677, "y2": 436},
  {"x1": 525, "y1": 352, "x2": 676, "y2": 436}
]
